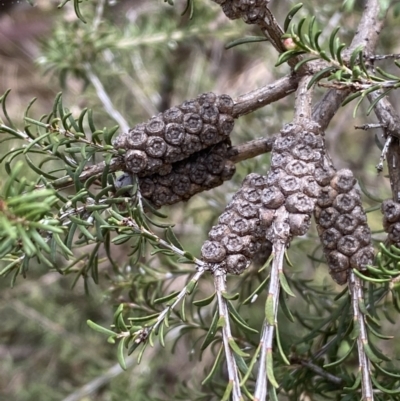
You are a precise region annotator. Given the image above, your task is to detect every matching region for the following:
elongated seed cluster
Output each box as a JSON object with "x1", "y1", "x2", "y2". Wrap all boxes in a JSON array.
[
  {"x1": 259, "y1": 121, "x2": 326, "y2": 240},
  {"x1": 201, "y1": 173, "x2": 271, "y2": 274},
  {"x1": 212, "y1": 0, "x2": 266, "y2": 22},
  {"x1": 381, "y1": 199, "x2": 400, "y2": 247},
  {"x1": 314, "y1": 169, "x2": 374, "y2": 285},
  {"x1": 113, "y1": 93, "x2": 235, "y2": 177},
  {"x1": 139, "y1": 141, "x2": 235, "y2": 208}
]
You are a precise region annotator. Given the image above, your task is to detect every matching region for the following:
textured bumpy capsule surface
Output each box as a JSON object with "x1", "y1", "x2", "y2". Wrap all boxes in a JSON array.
[
  {"x1": 201, "y1": 173, "x2": 271, "y2": 275},
  {"x1": 113, "y1": 93, "x2": 235, "y2": 176},
  {"x1": 315, "y1": 169, "x2": 374, "y2": 285},
  {"x1": 137, "y1": 141, "x2": 235, "y2": 208},
  {"x1": 381, "y1": 199, "x2": 400, "y2": 247},
  {"x1": 213, "y1": 0, "x2": 267, "y2": 23}
]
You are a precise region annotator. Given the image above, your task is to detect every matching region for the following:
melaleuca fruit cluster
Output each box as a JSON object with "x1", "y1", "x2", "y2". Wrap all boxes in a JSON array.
[
  {"x1": 315, "y1": 169, "x2": 374, "y2": 285},
  {"x1": 139, "y1": 141, "x2": 235, "y2": 208},
  {"x1": 201, "y1": 173, "x2": 271, "y2": 275},
  {"x1": 113, "y1": 92, "x2": 235, "y2": 177},
  {"x1": 381, "y1": 199, "x2": 400, "y2": 247},
  {"x1": 259, "y1": 120, "x2": 326, "y2": 240},
  {"x1": 212, "y1": 0, "x2": 266, "y2": 23}
]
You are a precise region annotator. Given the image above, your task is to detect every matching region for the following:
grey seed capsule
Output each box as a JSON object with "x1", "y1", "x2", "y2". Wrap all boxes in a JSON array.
[
  {"x1": 279, "y1": 175, "x2": 301, "y2": 196},
  {"x1": 216, "y1": 94, "x2": 234, "y2": 114},
  {"x1": 314, "y1": 160, "x2": 335, "y2": 186},
  {"x1": 329, "y1": 268, "x2": 348, "y2": 286},
  {"x1": 389, "y1": 222, "x2": 400, "y2": 244},
  {"x1": 327, "y1": 251, "x2": 350, "y2": 285},
  {"x1": 221, "y1": 161, "x2": 236, "y2": 180},
  {"x1": 180, "y1": 99, "x2": 200, "y2": 114},
  {"x1": 292, "y1": 144, "x2": 317, "y2": 162},
  {"x1": 126, "y1": 126, "x2": 148, "y2": 149},
  {"x1": 184, "y1": 113, "x2": 203, "y2": 134},
  {"x1": 381, "y1": 200, "x2": 400, "y2": 223},
  {"x1": 165, "y1": 144, "x2": 182, "y2": 161},
  {"x1": 139, "y1": 178, "x2": 155, "y2": 197},
  {"x1": 202, "y1": 240, "x2": 226, "y2": 263},
  {"x1": 351, "y1": 206, "x2": 368, "y2": 225},
  {"x1": 156, "y1": 173, "x2": 175, "y2": 187},
  {"x1": 266, "y1": 169, "x2": 285, "y2": 187},
  {"x1": 197, "y1": 92, "x2": 217, "y2": 105},
  {"x1": 289, "y1": 213, "x2": 311, "y2": 236},
  {"x1": 209, "y1": 224, "x2": 230, "y2": 241},
  {"x1": 286, "y1": 159, "x2": 314, "y2": 177},
  {"x1": 302, "y1": 176, "x2": 321, "y2": 198},
  {"x1": 259, "y1": 207, "x2": 275, "y2": 228},
  {"x1": 222, "y1": 234, "x2": 245, "y2": 254},
  {"x1": 163, "y1": 107, "x2": 184, "y2": 124},
  {"x1": 350, "y1": 246, "x2": 375, "y2": 270},
  {"x1": 165, "y1": 123, "x2": 185, "y2": 146},
  {"x1": 112, "y1": 132, "x2": 128, "y2": 149},
  {"x1": 281, "y1": 123, "x2": 300, "y2": 137},
  {"x1": 183, "y1": 134, "x2": 202, "y2": 154},
  {"x1": 242, "y1": 187, "x2": 262, "y2": 203},
  {"x1": 229, "y1": 217, "x2": 250, "y2": 235},
  {"x1": 172, "y1": 174, "x2": 191, "y2": 196},
  {"x1": 146, "y1": 137, "x2": 167, "y2": 158},
  {"x1": 271, "y1": 152, "x2": 292, "y2": 169},
  {"x1": 206, "y1": 153, "x2": 226, "y2": 175},
  {"x1": 333, "y1": 192, "x2": 358, "y2": 213},
  {"x1": 200, "y1": 103, "x2": 220, "y2": 124},
  {"x1": 189, "y1": 163, "x2": 208, "y2": 184},
  {"x1": 335, "y1": 214, "x2": 359, "y2": 235},
  {"x1": 273, "y1": 136, "x2": 297, "y2": 152},
  {"x1": 330, "y1": 169, "x2": 356, "y2": 192},
  {"x1": 200, "y1": 124, "x2": 219, "y2": 146},
  {"x1": 125, "y1": 149, "x2": 148, "y2": 173},
  {"x1": 226, "y1": 254, "x2": 249, "y2": 275},
  {"x1": 302, "y1": 131, "x2": 324, "y2": 148},
  {"x1": 285, "y1": 193, "x2": 315, "y2": 214},
  {"x1": 353, "y1": 225, "x2": 372, "y2": 246},
  {"x1": 317, "y1": 187, "x2": 338, "y2": 208},
  {"x1": 236, "y1": 201, "x2": 259, "y2": 218},
  {"x1": 145, "y1": 116, "x2": 165, "y2": 136},
  {"x1": 218, "y1": 114, "x2": 235, "y2": 137},
  {"x1": 337, "y1": 235, "x2": 361, "y2": 256},
  {"x1": 241, "y1": 236, "x2": 260, "y2": 258},
  {"x1": 321, "y1": 227, "x2": 342, "y2": 250},
  {"x1": 145, "y1": 157, "x2": 164, "y2": 174},
  {"x1": 243, "y1": 173, "x2": 267, "y2": 189},
  {"x1": 219, "y1": 210, "x2": 238, "y2": 225},
  {"x1": 261, "y1": 187, "x2": 285, "y2": 209},
  {"x1": 152, "y1": 185, "x2": 173, "y2": 207},
  {"x1": 318, "y1": 207, "x2": 339, "y2": 229}
]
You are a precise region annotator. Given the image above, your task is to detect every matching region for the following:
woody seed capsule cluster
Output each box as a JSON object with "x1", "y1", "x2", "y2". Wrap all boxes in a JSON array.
[
  {"x1": 201, "y1": 173, "x2": 271, "y2": 275},
  {"x1": 212, "y1": 0, "x2": 266, "y2": 23},
  {"x1": 259, "y1": 121, "x2": 325, "y2": 239},
  {"x1": 314, "y1": 169, "x2": 374, "y2": 285},
  {"x1": 113, "y1": 93, "x2": 235, "y2": 177},
  {"x1": 139, "y1": 141, "x2": 235, "y2": 208},
  {"x1": 381, "y1": 199, "x2": 400, "y2": 247}
]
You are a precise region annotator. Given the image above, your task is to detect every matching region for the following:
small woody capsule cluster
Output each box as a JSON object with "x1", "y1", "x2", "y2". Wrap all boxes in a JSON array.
[
  {"x1": 113, "y1": 93, "x2": 235, "y2": 177},
  {"x1": 381, "y1": 199, "x2": 400, "y2": 247},
  {"x1": 314, "y1": 169, "x2": 374, "y2": 285},
  {"x1": 212, "y1": 0, "x2": 266, "y2": 23},
  {"x1": 201, "y1": 173, "x2": 270, "y2": 275},
  {"x1": 259, "y1": 121, "x2": 325, "y2": 239},
  {"x1": 139, "y1": 141, "x2": 235, "y2": 208}
]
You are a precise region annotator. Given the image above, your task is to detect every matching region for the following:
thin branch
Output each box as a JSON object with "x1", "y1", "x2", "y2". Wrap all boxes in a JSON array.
[
  {"x1": 214, "y1": 271, "x2": 242, "y2": 401},
  {"x1": 349, "y1": 270, "x2": 374, "y2": 401},
  {"x1": 84, "y1": 63, "x2": 130, "y2": 133}
]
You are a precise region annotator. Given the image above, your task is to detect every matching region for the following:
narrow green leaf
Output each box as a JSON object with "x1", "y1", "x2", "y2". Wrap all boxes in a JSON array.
[
  {"x1": 371, "y1": 375, "x2": 400, "y2": 394},
  {"x1": 363, "y1": 342, "x2": 383, "y2": 363},
  {"x1": 228, "y1": 338, "x2": 249, "y2": 357},
  {"x1": 221, "y1": 381, "x2": 233, "y2": 401},
  {"x1": 329, "y1": 27, "x2": 341, "y2": 59},
  {"x1": 128, "y1": 313, "x2": 160, "y2": 323},
  {"x1": 117, "y1": 337, "x2": 127, "y2": 370},
  {"x1": 221, "y1": 292, "x2": 239, "y2": 301},
  {"x1": 87, "y1": 320, "x2": 116, "y2": 336},
  {"x1": 323, "y1": 340, "x2": 356, "y2": 367},
  {"x1": 193, "y1": 292, "x2": 216, "y2": 307},
  {"x1": 225, "y1": 36, "x2": 268, "y2": 50},
  {"x1": 229, "y1": 309, "x2": 258, "y2": 335},
  {"x1": 165, "y1": 226, "x2": 183, "y2": 250},
  {"x1": 343, "y1": 372, "x2": 361, "y2": 391},
  {"x1": 275, "y1": 324, "x2": 290, "y2": 365},
  {"x1": 200, "y1": 310, "x2": 219, "y2": 350},
  {"x1": 265, "y1": 294, "x2": 275, "y2": 325},
  {"x1": 279, "y1": 272, "x2": 295, "y2": 296},
  {"x1": 267, "y1": 350, "x2": 279, "y2": 388},
  {"x1": 202, "y1": 345, "x2": 223, "y2": 385},
  {"x1": 154, "y1": 290, "x2": 180, "y2": 305},
  {"x1": 307, "y1": 67, "x2": 336, "y2": 89},
  {"x1": 284, "y1": 3, "x2": 303, "y2": 32}
]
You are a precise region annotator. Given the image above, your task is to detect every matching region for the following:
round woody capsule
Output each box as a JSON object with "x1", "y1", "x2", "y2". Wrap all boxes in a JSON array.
[
  {"x1": 206, "y1": 153, "x2": 227, "y2": 175},
  {"x1": 314, "y1": 161, "x2": 335, "y2": 186},
  {"x1": 200, "y1": 103, "x2": 220, "y2": 124},
  {"x1": 285, "y1": 193, "x2": 315, "y2": 214},
  {"x1": 241, "y1": 236, "x2": 260, "y2": 258},
  {"x1": 261, "y1": 187, "x2": 285, "y2": 209},
  {"x1": 225, "y1": 254, "x2": 249, "y2": 275},
  {"x1": 330, "y1": 169, "x2": 356, "y2": 192},
  {"x1": 222, "y1": 233, "x2": 245, "y2": 254},
  {"x1": 242, "y1": 187, "x2": 262, "y2": 203},
  {"x1": 273, "y1": 136, "x2": 297, "y2": 152},
  {"x1": 350, "y1": 246, "x2": 375, "y2": 270},
  {"x1": 200, "y1": 125, "x2": 220, "y2": 146},
  {"x1": 139, "y1": 178, "x2": 155, "y2": 197},
  {"x1": 163, "y1": 107, "x2": 184, "y2": 124},
  {"x1": 381, "y1": 200, "x2": 400, "y2": 223},
  {"x1": 333, "y1": 191, "x2": 359, "y2": 213},
  {"x1": 145, "y1": 116, "x2": 165, "y2": 136},
  {"x1": 145, "y1": 137, "x2": 167, "y2": 158},
  {"x1": 183, "y1": 134, "x2": 202, "y2": 154},
  {"x1": 180, "y1": 99, "x2": 200, "y2": 114},
  {"x1": 228, "y1": 216, "x2": 250, "y2": 236},
  {"x1": 125, "y1": 149, "x2": 148, "y2": 173},
  {"x1": 217, "y1": 114, "x2": 235, "y2": 137},
  {"x1": 301, "y1": 176, "x2": 321, "y2": 198},
  {"x1": 279, "y1": 175, "x2": 301, "y2": 196},
  {"x1": 197, "y1": 92, "x2": 217, "y2": 105},
  {"x1": 236, "y1": 200, "x2": 259, "y2": 218},
  {"x1": 266, "y1": 168, "x2": 285, "y2": 186},
  {"x1": 351, "y1": 206, "x2": 368, "y2": 225},
  {"x1": 156, "y1": 172, "x2": 175, "y2": 187},
  {"x1": 202, "y1": 240, "x2": 226, "y2": 263},
  {"x1": 259, "y1": 207, "x2": 275, "y2": 227},
  {"x1": 219, "y1": 209, "x2": 238, "y2": 225},
  {"x1": 189, "y1": 163, "x2": 208, "y2": 184},
  {"x1": 353, "y1": 225, "x2": 372, "y2": 246},
  {"x1": 389, "y1": 222, "x2": 400, "y2": 244},
  {"x1": 317, "y1": 186, "x2": 338, "y2": 208},
  {"x1": 126, "y1": 126, "x2": 148, "y2": 149},
  {"x1": 245, "y1": 173, "x2": 268, "y2": 189},
  {"x1": 216, "y1": 94, "x2": 234, "y2": 114},
  {"x1": 112, "y1": 132, "x2": 128, "y2": 149},
  {"x1": 221, "y1": 161, "x2": 236, "y2": 180},
  {"x1": 327, "y1": 251, "x2": 349, "y2": 285},
  {"x1": 285, "y1": 159, "x2": 314, "y2": 177},
  {"x1": 292, "y1": 144, "x2": 319, "y2": 162},
  {"x1": 172, "y1": 174, "x2": 191, "y2": 196},
  {"x1": 318, "y1": 207, "x2": 339, "y2": 229},
  {"x1": 281, "y1": 123, "x2": 300, "y2": 137},
  {"x1": 165, "y1": 123, "x2": 185, "y2": 146},
  {"x1": 184, "y1": 113, "x2": 203, "y2": 134},
  {"x1": 335, "y1": 214, "x2": 359, "y2": 235},
  {"x1": 271, "y1": 152, "x2": 292, "y2": 169},
  {"x1": 321, "y1": 227, "x2": 342, "y2": 250},
  {"x1": 145, "y1": 156, "x2": 164, "y2": 174},
  {"x1": 152, "y1": 185, "x2": 174, "y2": 207},
  {"x1": 289, "y1": 213, "x2": 311, "y2": 236},
  {"x1": 302, "y1": 131, "x2": 324, "y2": 148},
  {"x1": 209, "y1": 224, "x2": 230, "y2": 241},
  {"x1": 337, "y1": 235, "x2": 361, "y2": 256}
]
